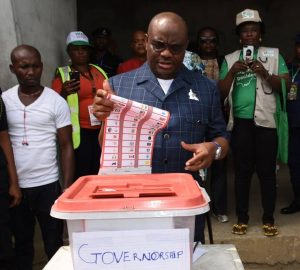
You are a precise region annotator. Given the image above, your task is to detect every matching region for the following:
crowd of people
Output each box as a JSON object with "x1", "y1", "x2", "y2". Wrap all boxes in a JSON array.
[{"x1": 0, "y1": 7, "x2": 299, "y2": 270}]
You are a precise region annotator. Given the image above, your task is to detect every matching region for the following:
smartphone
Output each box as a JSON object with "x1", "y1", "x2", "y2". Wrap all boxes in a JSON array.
[
  {"x1": 69, "y1": 70, "x2": 80, "y2": 82},
  {"x1": 243, "y1": 45, "x2": 254, "y2": 64}
]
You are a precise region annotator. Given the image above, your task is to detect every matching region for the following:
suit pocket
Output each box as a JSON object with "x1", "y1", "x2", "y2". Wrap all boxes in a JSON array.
[{"x1": 181, "y1": 114, "x2": 208, "y2": 143}]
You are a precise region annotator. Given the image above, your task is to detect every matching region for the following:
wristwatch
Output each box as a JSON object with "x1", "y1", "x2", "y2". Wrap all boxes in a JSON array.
[{"x1": 212, "y1": 141, "x2": 222, "y2": 160}]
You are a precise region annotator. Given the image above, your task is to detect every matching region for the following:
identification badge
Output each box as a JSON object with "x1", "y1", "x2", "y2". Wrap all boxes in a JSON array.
[
  {"x1": 262, "y1": 49, "x2": 275, "y2": 58},
  {"x1": 288, "y1": 83, "x2": 298, "y2": 101},
  {"x1": 88, "y1": 105, "x2": 101, "y2": 126}
]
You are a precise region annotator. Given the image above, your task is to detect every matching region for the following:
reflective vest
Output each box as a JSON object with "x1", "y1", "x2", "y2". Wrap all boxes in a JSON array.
[{"x1": 57, "y1": 64, "x2": 107, "y2": 149}]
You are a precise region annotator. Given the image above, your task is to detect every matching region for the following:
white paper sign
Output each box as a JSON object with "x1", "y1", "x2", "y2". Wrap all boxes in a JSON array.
[{"x1": 72, "y1": 229, "x2": 190, "y2": 270}]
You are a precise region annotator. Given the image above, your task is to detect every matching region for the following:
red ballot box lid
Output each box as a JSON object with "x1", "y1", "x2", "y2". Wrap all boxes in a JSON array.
[{"x1": 52, "y1": 173, "x2": 209, "y2": 213}]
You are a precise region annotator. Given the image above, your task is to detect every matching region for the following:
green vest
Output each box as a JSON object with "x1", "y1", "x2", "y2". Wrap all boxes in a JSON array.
[{"x1": 57, "y1": 64, "x2": 108, "y2": 149}]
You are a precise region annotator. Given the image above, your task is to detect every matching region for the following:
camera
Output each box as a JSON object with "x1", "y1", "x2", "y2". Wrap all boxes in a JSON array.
[
  {"x1": 69, "y1": 70, "x2": 80, "y2": 82},
  {"x1": 243, "y1": 45, "x2": 254, "y2": 64}
]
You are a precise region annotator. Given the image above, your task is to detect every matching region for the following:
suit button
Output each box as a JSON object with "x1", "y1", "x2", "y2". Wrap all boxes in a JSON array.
[
  {"x1": 164, "y1": 159, "x2": 168, "y2": 164},
  {"x1": 163, "y1": 133, "x2": 170, "y2": 140}
]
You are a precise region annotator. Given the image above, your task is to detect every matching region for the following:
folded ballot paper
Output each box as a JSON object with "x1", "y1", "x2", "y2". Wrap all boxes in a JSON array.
[{"x1": 99, "y1": 94, "x2": 170, "y2": 175}]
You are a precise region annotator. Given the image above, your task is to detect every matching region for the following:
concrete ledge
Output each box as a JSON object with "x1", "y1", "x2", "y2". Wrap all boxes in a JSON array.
[
  {"x1": 207, "y1": 164, "x2": 300, "y2": 269},
  {"x1": 245, "y1": 262, "x2": 300, "y2": 270},
  {"x1": 215, "y1": 236, "x2": 300, "y2": 265}
]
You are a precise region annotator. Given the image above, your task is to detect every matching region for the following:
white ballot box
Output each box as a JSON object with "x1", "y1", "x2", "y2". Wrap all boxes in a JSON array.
[
  {"x1": 44, "y1": 244, "x2": 245, "y2": 270},
  {"x1": 50, "y1": 173, "x2": 210, "y2": 270}
]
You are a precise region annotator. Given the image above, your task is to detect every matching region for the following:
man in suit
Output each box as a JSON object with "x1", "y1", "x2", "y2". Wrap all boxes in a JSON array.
[{"x1": 93, "y1": 11, "x2": 229, "y2": 243}]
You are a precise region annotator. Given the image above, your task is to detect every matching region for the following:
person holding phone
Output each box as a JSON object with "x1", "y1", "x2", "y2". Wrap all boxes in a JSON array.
[
  {"x1": 52, "y1": 31, "x2": 108, "y2": 180},
  {"x1": 218, "y1": 9, "x2": 290, "y2": 236}
]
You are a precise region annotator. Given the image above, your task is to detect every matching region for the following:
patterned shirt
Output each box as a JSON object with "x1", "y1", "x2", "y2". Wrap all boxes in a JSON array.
[
  {"x1": 183, "y1": 50, "x2": 220, "y2": 80},
  {"x1": 109, "y1": 62, "x2": 229, "y2": 180}
]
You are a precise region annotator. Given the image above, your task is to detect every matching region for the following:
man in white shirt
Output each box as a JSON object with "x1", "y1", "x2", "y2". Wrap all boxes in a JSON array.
[{"x1": 2, "y1": 45, "x2": 74, "y2": 270}]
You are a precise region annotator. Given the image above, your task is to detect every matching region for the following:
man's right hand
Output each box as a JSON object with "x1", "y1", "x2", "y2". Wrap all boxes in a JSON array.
[
  {"x1": 9, "y1": 183, "x2": 22, "y2": 207},
  {"x1": 93, "y1": 80, "x2": 115, "y2": 121}
]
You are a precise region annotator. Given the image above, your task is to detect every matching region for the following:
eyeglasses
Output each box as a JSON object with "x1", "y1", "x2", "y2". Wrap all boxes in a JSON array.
[
  {"x1": 149, "y1": 39, "x2": 185, "y2": 55},
  {"x1": 199, "y1": 37, "x2": 217, "y2": 44}
]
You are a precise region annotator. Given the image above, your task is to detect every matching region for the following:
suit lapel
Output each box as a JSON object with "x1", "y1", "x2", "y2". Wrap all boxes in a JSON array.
[
  {"x1": 136, "y1": 64, "x2": 166, "y2": 102},
  {"x1": 166, "y1": 66, "x2": 191, "y2": 98}
]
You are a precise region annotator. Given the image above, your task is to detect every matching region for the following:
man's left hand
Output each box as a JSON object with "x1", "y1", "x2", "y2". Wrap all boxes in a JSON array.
[{"x1": 181, "y1": 141, "x2": 216, "y2": 171}]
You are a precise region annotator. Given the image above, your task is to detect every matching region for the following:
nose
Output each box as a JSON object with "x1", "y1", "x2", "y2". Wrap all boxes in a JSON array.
[
  {"x1": 27, "y1": 67, "x2": 34, "y2": 75},
  {"x1": 245, "y1": 30, "x2": 254, "y2": 37},
  {"x1": 160, "y1": 46, "x2": 173, "y2": 57}
]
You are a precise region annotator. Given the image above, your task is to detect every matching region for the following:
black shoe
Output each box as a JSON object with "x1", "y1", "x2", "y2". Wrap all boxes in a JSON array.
[{"x1": 280, "y1": 202, "x2": 300, "y2": 214}]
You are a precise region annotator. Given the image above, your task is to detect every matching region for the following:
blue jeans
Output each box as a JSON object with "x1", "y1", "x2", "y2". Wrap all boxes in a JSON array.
[{"x1": 10, "y1": 181, "x2": 63, "y2": 270}]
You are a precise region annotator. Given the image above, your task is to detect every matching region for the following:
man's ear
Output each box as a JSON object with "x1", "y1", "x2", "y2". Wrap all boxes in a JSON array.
[
  {"x1": 9, "y1": 64, "x2": 15, "y2": 74},
  {"x1": 145, "y1": 33, "x2": 150, "y2": 51}
]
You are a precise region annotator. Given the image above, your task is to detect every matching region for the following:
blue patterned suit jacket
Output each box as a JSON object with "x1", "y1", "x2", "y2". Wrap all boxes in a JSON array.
[{"x1": 109, "y1": 62, "x2": 229, "y2": 181}]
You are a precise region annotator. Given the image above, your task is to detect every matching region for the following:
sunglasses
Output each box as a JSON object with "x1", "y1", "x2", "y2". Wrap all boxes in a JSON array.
[
  {"x1": 199, "y1": 37, "x2": 217, "y2": 44},
  {"x1": 149, "y1": 39, "x2": 185, "y2": 55}
]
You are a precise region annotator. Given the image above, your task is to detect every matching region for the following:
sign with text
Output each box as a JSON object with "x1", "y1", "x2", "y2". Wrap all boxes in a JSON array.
[{"x1": 72, "y1": 229, "x2": 190, "y2": 270}]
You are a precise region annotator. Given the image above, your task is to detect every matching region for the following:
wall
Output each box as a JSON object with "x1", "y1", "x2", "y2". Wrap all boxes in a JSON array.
[
  {"x1": 0, "y1": 0, "x2": 297, "y2": 90},
  {"x1": 0, "y1": 0, "x2": 19, "y2": 90},
  {"x1": 0, "y1": 0, "x2": 77, "y2": 90},
  {"x1": 78, "y1": 0, "x2": 299, "y2": 61}
]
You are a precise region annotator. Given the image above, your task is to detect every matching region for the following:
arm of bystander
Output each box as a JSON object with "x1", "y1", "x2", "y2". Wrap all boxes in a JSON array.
[{"x1": 57, "y1": 125, "x2": 74, "y2": 189}]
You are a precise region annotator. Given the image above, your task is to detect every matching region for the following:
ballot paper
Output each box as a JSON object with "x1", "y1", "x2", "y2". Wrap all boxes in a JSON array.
[{"x1": 99, "y1": 94, "x2": 170, "y2": 175}]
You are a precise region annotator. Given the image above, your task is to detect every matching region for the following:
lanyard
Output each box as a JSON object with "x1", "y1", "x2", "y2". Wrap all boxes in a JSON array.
[{"x1": 292, "y1": 66, "x2": 300, "y2": 83}]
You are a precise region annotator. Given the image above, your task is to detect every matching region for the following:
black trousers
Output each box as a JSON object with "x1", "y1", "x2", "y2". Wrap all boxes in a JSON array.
[
  {"x1": 10, "y1": 181, "x2": 63, "y2": 270},
  {"x1": 194, "y1": 214, "x2": 205, "y2": 244},
  {"x1": 0, "y1": 167, "x2": 16, "y2": 270},
  {"x1": 288, "y1": 127, "x2": 300, "y2": 205},
  {"x1": 209, "y1": 158, "x2": 228, "y2": 215},
  {"x1": 74, "y1": 128, "x2": 101, "y2": 180},
  {"x1": 231, "y1": 118, "x2": 277, "y2": 224}
]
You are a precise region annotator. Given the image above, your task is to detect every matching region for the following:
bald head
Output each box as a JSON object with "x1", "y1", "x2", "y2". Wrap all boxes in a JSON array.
[
  {"x1": 9, "y1": 44, "x2": 43, "y2": 90},
  {"x1": 146, "y1": 12, "x2": 188, "y2": 79},
  {"x1": 148, "y1": 12, "x2": 188, "y2": 41},
  {"x1": 132, "y1": 30, "x2": 146, "y2": 39},
  {"x1": 11, "y1": 45, "x2": 41, "y2": 64}
]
